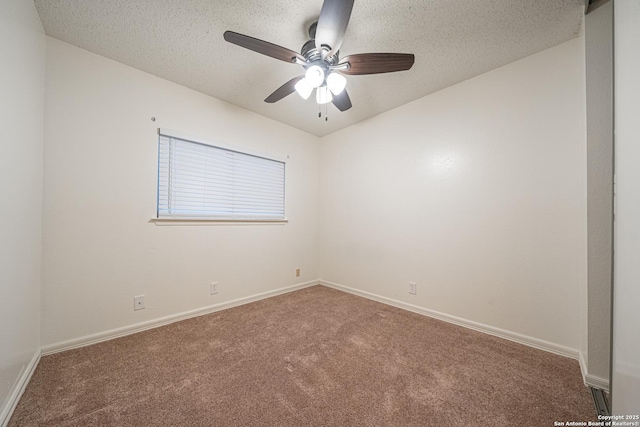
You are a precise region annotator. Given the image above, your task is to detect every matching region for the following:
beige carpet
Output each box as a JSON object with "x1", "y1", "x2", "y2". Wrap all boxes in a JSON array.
[{"x1": 10, "y1": 285, "x2": 596, "y2": 426}]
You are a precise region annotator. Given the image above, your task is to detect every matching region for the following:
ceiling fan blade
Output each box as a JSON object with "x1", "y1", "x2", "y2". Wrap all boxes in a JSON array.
[
  {"x1": 315, "y1": 0, "x2": 355, "y2": 56},
  {"x1": 331, "y1": 89, "x2": 352, "y2": 112},
  {"x1": 339, "y1": 53, "x2": 415, "y2": 75},
  {"x1": 224, "y1": 31, "x2": 304, "y2": 64},
  {"x1": 264, "y1": 76, "x2": 305, "y2": 103}
]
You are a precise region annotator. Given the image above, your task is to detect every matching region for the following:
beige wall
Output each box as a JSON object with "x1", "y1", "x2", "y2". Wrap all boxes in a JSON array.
[
  {"x1": 3, "y1": 3, "x2": 627, "y2": 414},
  {"x1": 612, "y1": 0, "x2": 640, "y2": 413},
  {"x1": 0, "y1": 0, "x2": 45, "y2": 422},
  {"x1": 41, "y1": 38, "x2": 320, "y2": 348},
  {"x1": 319, "y1": 37, "x2": 587, "y2": 354},
  {"x1": 585, "y1": 0, "x2": 613, "y2": 388},
  {"x1": 10, "y1": 14, "x2": 599, "y2": 400}
]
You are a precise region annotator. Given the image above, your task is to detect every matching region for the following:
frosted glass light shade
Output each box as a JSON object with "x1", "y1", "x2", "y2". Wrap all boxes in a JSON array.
[
  {"x1": 294, "y1": 78, "x2": 313, "y2": 99},
  {"x1": 305, "y1": 65, "x2": 325, "y2": 88},
  {"x1": 316, "y1": 86, "x2": 332, "y2": 104},
  {"x1": 326, "y1": 73, "x2": 347, "y2": 95}
]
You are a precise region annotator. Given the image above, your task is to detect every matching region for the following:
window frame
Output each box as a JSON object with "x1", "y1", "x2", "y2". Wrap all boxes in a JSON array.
[{"x1": 152, "y1": 128, "x2": 288, "y2": 225}]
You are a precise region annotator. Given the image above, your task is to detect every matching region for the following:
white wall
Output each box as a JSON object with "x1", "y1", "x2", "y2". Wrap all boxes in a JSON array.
[
  {"x1": 612, "y1": 0, "x2": 640, "y2": 414},
  {"x1": 41, "y1": 38, "x2": 320, "y2": 348},
  {"x1": 319, "y1": 37, "x2": 587, "y2": 353},
  {"x1": 585, "y1": 1, "x2": 613, "y2": 387},
  {"x1": 0, "y1": 0, "x2": 45, "y2": 422}
]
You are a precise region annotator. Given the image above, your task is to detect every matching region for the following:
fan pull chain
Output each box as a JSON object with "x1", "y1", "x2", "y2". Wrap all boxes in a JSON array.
[{"x1": 315, "y1": 90, "x2": 329, "y2": 122}]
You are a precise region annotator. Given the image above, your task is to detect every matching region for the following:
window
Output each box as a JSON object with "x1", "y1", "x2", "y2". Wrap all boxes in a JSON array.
[{"x1": 157, "y1": 131, "x2": 285, "y2": 221}]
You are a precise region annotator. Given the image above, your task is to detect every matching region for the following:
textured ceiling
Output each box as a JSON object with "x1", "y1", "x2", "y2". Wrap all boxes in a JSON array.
[{"x1": 34, "y1": 0, "x2": 585, "y2": 137}]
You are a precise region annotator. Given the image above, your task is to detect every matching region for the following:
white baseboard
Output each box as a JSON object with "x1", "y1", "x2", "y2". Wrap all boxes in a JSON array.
[
  {"x1": 38, "y1": 279, "x2": 609, "y2": 394},
  {"x1": 42, "y1": 280, "x2": 320, "y2": 356},
  {"x1": 579, "y1": 352, "x2": 589, "y2": 386},
  {"x1": 0, "y1": 349, "x2": 41, "y2": 427},
  {"x1": 586, "y1": 371, "x2": 610, "y2": 391},
  {"x1": 320, "y1": 280, "x2": 579, "y2": 360},
  {"x1": 578, "y1": 352, "x2": 610, "y2": 391}
]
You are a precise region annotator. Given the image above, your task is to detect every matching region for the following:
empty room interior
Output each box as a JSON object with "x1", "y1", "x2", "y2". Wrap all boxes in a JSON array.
[{"x1": 2, "y1": 0, "x2": 639, "y2": 425}]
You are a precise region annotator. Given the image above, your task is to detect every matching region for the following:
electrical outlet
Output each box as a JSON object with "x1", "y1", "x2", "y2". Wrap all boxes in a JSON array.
[
  {"x1": 134, "y1": 295, "x2": 145, "y2": 310},
  {"x1": 409, "y1": 282, "x2": 417, "y2": 295},
  {"x1": 210, "y1": 282, "x2": 219, "y2": 295},
  {"x1": 295, "y1": 268, "x2": 301, "y2": 277}
]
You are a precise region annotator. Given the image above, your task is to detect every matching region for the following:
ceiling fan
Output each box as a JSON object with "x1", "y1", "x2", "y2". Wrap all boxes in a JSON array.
[{"x1": 223, "y1": 0, "x2": 415, "y2": 113}]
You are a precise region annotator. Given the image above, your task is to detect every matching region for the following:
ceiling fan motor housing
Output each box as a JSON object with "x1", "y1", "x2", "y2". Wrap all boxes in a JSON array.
[{"x1": 301, "y1": 22, "x2": 339, "y2": 68}]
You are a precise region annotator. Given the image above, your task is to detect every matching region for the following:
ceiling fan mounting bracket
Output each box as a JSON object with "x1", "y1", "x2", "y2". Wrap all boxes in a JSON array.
[{"x1": 329, "y1": 62, "x2": 350, "y2": 72}]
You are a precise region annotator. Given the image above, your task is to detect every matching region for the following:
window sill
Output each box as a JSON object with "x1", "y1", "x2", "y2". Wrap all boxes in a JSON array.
[{"x1": 149, "y1": 218, "x2": 288, "y2": 226}]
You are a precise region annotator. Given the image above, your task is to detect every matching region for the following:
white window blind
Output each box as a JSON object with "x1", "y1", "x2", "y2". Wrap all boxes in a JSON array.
[{"x1": 157, "y1": 133, "x2": 285, "y2": 220}]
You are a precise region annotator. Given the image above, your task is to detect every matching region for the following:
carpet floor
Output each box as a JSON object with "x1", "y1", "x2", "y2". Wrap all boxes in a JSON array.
[{"x1": 10, "y1": 285, "x2": 596, "y2": 426}]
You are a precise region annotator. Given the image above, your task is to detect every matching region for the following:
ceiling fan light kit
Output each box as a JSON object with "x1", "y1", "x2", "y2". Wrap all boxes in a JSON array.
[
  {"x1": 223, "y1": 0, "x2": 415, "y2": 116},
  {"x1": 326, "y1": 73, "x2": 346, "y2": 95},
  {"x1": 316, "y1": 86, "x2": 333, "y2": 105},
  {"x1": 294, "y1": 78, "x2": 313, "y2": 100},
  {"x1": 305, "y1": 65, "x2": 325, "y2": 88}
]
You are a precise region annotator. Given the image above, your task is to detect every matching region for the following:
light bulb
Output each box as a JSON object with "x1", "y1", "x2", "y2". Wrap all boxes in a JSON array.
[
  {"x1": 305, "y1": 65, "x2": 325, "y2": 88},
  {"x1": 326, "y1": 73, "x2": 347, "y2": 95},
  {"x1": 316, "y1": 86, "x2": 332, "y2": 104},
  {"x1": 294, "y1": 78, "x2": 313, "y2": 99}
]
